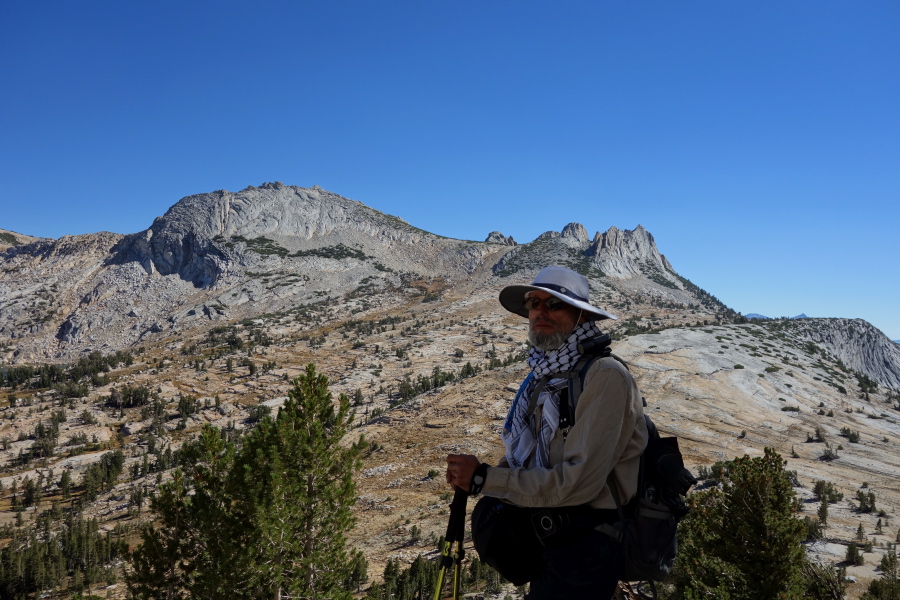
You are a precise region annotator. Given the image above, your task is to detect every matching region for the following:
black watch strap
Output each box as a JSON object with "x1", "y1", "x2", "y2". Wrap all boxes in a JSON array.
[{"x1": 470, "y1": 463, "x2": 488, "y2": 496}]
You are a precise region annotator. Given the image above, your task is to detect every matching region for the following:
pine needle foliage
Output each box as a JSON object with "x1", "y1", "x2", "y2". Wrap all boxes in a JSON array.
[
  {"x1": 235, "y1": 363, "x2": 364, "y2": 599},
  {"x1": 669, "y1": 448, "x2": 807, "y2": 600},
  {"x1": 862, "y1": 543, "x2": 900, "y2": 599},
  {"x1": 128, "y1": 364, "x2": 364, "y2": 600}
]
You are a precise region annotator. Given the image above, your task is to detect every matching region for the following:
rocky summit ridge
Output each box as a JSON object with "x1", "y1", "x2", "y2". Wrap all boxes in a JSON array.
[
  {"x1": 1, "y1": 181, "x2": 898, "y2": 390},
  {"x1": 4, "y1": 183, "x2": 689, "y2": 361},
  {"x1": 113, "y1": 182, "x2": 477, "y2": 287}
]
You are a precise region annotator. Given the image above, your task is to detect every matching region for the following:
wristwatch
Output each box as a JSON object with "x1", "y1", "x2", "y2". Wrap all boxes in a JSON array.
[{"x1": 470, "y1": 463, "x2": 488, "y2": 496}]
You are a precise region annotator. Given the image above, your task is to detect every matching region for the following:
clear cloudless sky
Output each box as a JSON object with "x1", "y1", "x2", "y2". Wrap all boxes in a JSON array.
[{"x1": 2, "y1": 1, "x2": 898, "y2": 340}]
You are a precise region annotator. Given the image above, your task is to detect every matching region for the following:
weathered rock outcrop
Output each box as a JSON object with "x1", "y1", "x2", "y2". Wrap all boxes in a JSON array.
[
  {"x1": 784, "y1": 318, "x2": 900, "y2": 389},
  {"x1": 485, "y1": 231, "x2": 517, "y2": 246},
  {"x1": 494, "y1": 222, "x2": 677, "y2": 284},
  {"x1": 561, "y1": 222, "x2": 590, "y2": 246},
  {"x1": 586, "y1": 225, "x2": 674, "y2": 278}
]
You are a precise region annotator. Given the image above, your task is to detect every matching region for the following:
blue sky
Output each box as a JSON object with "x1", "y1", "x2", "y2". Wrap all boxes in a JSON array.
[{"x1": 2, "y1": 2, "x2": 898, "y2": 340}]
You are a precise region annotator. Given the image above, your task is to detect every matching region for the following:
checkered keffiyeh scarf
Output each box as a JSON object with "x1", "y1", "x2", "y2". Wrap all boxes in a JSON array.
[{"x1": 502, "y1": 321, "x2": 601, "y2": 469}]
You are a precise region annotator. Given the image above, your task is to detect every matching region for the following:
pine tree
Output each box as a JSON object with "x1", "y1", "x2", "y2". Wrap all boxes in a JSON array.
[
  {"x1": 670, "y1": 447, "x2": 807, "y2": 599},
  {"x1": 846, "y1": 542, "x2": 865, "y2": 566},
  {"x1": 22, "y1": 476, "x2": 38, "y2": 507},
  {"x1": 232, "y1": 363, "x2": 364, "y2": 599},
  {"x1": 128, "y1": 364, "x2": 363, "y2": 600},
  {"x1": 128, "y1": 425, "x2": 246, "y2": 600},
  {"x1": 59, "y1": 469, "x2": 72, "y2": 500},
  {"x1": 127, "y1": 469, "x2": 196, "y2": 600},
  {"x1": 346, "y1": 549, "x2": 369, "y2": 592},
  {"x1": 862, "y1": 543, "x2": 899, "y2": 599},
  {"x1": 819, "y1": 496, "x2": 829, "y2": 526}
]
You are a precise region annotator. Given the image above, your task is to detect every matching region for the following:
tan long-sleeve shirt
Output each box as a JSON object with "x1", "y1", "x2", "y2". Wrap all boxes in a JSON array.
[{"x1": 482, "y1": 356, "x2": 648, "y2": 509}]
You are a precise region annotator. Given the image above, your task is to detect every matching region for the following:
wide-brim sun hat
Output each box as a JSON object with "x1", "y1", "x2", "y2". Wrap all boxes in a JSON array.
[{"x1": 499, "y1": 265, "x2": 618, "y2": 321}]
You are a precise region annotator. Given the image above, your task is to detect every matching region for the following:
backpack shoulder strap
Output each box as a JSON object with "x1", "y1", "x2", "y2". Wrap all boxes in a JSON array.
[
  {"x1": 504, "y1": 371, "x2": 566, "y2": 430},
  {"x1": 558, "y1": 334, "x2": 613, "y2": 437},
  {"x1": 566, "y1": 334, "x2": 614, "y2": 412},
  {"x1": 524, "y1": 375, "x2": 552, "y2": 419}
]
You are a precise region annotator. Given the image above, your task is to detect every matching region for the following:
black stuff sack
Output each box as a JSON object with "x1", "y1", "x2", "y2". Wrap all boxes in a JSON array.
[{"x1": 471, "y1": 496, "x2": 544, "y2": 586}]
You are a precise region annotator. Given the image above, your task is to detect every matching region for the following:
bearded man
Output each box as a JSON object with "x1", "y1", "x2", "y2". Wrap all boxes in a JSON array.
[{"x1": 446, "y1": 265, "x2": 648, "y2": 599}]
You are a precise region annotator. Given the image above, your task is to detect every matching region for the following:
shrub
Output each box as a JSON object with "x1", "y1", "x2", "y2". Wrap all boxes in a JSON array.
[
  {"x1": 671, "y1": 448, "x2": 807, "y2": 599},
  {"x1": 839, "y1": 427, "x2": 860, "y2": 443},
  {"x1": 856, "y1": 490, "x2": 877, "y2": 513},
  {"x1": 845, "y1": 542, "x2": 864, "y2": 566},
  {"x1": 246, "y1": 404, "x2": 271, "y2": 423},
  {"x1": 803, "y1": 516, "x2": 824, "y2": 541},
  {"x1": 813, "y1": 480, "x2": 843, "y2": 504},
  {"x1": 820, "y1": 444, "x2": 840, "y2": 461}
]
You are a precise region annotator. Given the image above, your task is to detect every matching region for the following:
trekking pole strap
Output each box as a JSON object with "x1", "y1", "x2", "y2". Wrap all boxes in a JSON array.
[
  {"x1": 434, "y1": 489, "x2": 469, "y2": 600},
  {"x1": 453, "y1": 490, "x2": 467, "y2": 564},
  {"x1": 441, "y1": 489, "x2": 467, "y2": 541}
]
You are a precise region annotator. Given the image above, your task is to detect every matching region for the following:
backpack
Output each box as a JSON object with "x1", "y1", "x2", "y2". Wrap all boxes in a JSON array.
[{"x1": 564, "y1": 334, "x2": 696, "y2": 595}]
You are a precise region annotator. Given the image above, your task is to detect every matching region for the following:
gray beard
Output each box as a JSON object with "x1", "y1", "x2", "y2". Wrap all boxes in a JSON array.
[{"x1": 528, "y1": 329, "x2": 569, "y2": 352}]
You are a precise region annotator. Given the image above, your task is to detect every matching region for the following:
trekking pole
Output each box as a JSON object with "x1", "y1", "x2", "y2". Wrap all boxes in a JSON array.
[{"x1": 433, "y1": 488, "x2": 468, "y2": 600}]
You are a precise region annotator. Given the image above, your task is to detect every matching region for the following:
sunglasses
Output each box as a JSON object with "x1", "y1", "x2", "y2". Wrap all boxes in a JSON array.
[{"x1": 522, "y1": 296, "x2": 570, "y2": 311}]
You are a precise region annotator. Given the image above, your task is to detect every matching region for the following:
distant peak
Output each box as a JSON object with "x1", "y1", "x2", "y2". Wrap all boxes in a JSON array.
[
  {"x1": 561, "y1": 223, "x2": 589, "y2": 243},
  {"x1": 485, "y1": 231, "x2": 517, "y2": 246},
  {"x1": 745, "y1": 313, "x2": 770, "y2": 320}
]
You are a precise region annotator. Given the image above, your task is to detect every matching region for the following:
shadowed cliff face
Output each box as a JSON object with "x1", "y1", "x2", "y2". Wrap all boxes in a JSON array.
[{"x1": 113, "y1": 227, "x2": 226, "y2": 288}]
